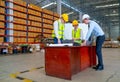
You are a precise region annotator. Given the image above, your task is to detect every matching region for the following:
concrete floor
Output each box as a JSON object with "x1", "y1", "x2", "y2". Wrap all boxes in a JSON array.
[{"x1": 0, "y1": 48, "x2": 120, "y2": 82}]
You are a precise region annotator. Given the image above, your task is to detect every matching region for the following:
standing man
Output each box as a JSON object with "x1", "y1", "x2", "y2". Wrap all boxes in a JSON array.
[
  {"x1": 52, "y1": 14, "x2": 69, "y2": 44},
  {"x1": 72, "y1": 20, "x2": 83, "y2": 46},
  {"x1": 82, "y1": 14, "x2": 105, "y2": 71}
]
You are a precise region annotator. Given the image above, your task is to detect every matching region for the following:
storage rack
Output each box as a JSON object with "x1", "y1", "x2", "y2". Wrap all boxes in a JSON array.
[
  {"x1": 0, "y1": 0, "x2": 5, "y2": 43},
  {"x1": 0, "y1": 0, "x2": 60, "y2": 44}
]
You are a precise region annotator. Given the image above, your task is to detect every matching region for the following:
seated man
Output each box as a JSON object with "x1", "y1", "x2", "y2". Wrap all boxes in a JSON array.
[{"x1": 72, "y1": 20, "x2": 83, "y2": 46}]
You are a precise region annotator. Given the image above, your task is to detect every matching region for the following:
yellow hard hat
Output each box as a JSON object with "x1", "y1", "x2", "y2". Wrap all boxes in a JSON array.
[
  {"x1": 61, "y1": 14, "x2": 68, "y2": 22},
  {"x1": 72, "y1": 20, "x2": 78, "y2": 26}
]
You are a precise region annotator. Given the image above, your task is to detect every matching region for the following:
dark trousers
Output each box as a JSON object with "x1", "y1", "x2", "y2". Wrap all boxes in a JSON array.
[
  {"x1": 96, "y1": 35, "x2": 105, "y2": 66},
  {"x1": 54, "y1": 37, "x2": 63, "y2": 44}
]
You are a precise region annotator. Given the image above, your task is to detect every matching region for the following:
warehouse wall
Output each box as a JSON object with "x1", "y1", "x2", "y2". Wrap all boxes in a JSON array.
[{"x1": 110, "y1": 26, "x2": 119, "y2": 40}]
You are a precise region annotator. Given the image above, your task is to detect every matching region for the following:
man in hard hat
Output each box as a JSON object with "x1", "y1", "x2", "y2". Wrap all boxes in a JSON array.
[
  {"x1": 72, "y1": 20, "x2": 82, "y2": 46},
  {"x1": 82, "y1": 14, "x2": 105, "y2": 71},
  {"x1": 52, "y1": 14, "x2": 68, "y2": 44}
]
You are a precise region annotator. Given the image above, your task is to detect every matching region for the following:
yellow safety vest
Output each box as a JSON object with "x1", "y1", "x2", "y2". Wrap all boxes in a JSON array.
[
  {"x1": 72, "y1": 28, "x2": 81, "y2": 44},
  {"x1": 72, "y1": 28, "x2": 81, "y2": 39},
  {"x1": 52, "y1": 20, "x2": 65, "y2": 39}
]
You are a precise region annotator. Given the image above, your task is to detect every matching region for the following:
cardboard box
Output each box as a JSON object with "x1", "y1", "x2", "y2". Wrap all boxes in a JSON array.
[
  {"x1": 0, "y1": 29, "x2": 5, "y2": 35},
  {"x1": 0, "y1": 22, "x2": 4, "y2": 28},
  {"x1": 42, "y1": 9, "x2": 53, "y2": 15},
  {"x1": 0, "y1": 0, "x2": 5, "y2": 7},
  {"x1": 0, "y1": 37, "x2": 4, "y2": 43},
  {"x1": 14, "y1": 5, "x2": 26, "y2": 12},
  {"x1": 43, "y1": 14, "x2": 53, "y2": 20},
  {"x1": 14, "y1": 18, "x2": 26, "y2": 24},
  {"x1": 0, "y1": 7, "x2": 5, "y2": 14},
  {"x1": 0, "y1": 15, "x2": 5, "y2": 21},
  {"x1": 43, "y1": 24, "x2": 53, "y2": 29},
  {"x1": 43, "y1": 19, "x2": 53, "y2": 24},
  {"x1": 14, "y1": 11, "x2": 26, "y2": 18},
  {"x1": 13, "y1": 0, "x2": 26, "y2": 6},
  {"x1": 28, "y1": 4, "x2": 42, "y2": 11}
]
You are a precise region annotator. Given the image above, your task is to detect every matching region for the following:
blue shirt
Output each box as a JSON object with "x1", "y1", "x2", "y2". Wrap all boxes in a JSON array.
[{"x1": 85, "y1": 20, "x2": 104, "y2": 41}]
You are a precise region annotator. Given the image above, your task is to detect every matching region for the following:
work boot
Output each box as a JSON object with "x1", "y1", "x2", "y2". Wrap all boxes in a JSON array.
[
  {"x1": 96, "y1": 65, "x2": 104, "y2": 71},
  {"x1": 92, "y1": 64, "x2": 99, "y2": 69}
]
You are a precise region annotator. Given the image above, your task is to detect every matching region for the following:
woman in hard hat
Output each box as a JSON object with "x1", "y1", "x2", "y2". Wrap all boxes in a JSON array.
[
  {"x1": 82, "y1": 14, "x2": 105, "y2": 71},
  {"x1": 72, "y1": 20, "x2": 83, "y2": 46},
  {"x1": 52, "y1": 14, "x2": 69, "y2": 44}
]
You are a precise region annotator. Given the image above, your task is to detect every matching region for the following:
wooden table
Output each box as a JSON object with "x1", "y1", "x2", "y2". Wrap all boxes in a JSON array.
[{"x1": 45, "y1": 46, "x2": 96, "y2": 80}]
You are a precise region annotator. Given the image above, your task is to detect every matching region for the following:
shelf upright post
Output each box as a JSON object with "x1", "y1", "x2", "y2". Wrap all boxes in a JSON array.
[
  {"x1": 57, "y1": 0, "x2": 62, "y2": 15},
  {"x1": 5, "y1": 0, "x2": 13, "y2": 43}
]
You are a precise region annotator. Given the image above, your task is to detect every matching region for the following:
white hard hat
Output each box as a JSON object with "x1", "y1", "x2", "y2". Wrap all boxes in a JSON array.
[{"x1": 82, "y1": 14, "x2": 90, "y2": 20}]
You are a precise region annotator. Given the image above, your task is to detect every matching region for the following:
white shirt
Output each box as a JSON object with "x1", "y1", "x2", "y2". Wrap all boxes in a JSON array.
[
  {"x1": 85, "y1": 20, "x2": 104, "y2": 41},
  {"x1": 53, "y1": 19, "x2": 63, "y2": 38},
  {"x1": 79, "y1": 23, "x2": 88, "y2": 40}
]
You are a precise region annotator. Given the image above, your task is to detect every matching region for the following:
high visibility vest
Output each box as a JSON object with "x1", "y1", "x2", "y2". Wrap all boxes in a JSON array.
[
  {"x1": 72, "y1": 28, "x2": 81, "y2": 44},
  {"x1": 52, "y1": 20, "x2": 65, "y2": 39},
  {"x1": 72, "y1": 28, "x2": 81, "y2": 39}
]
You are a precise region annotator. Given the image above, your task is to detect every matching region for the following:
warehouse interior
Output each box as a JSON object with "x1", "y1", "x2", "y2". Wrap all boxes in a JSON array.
[{"x1": 0, "y1": 0, "x2": 120, "y2": 82}]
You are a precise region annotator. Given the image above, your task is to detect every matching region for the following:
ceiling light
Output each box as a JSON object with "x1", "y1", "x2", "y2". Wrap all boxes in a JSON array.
[
  {"x1": 96, "y1": 3, "x2": 119, "y2": 8},
  {"x1": 105, "y1": 14, "x2": 119, "y2": 16},
  {"x1": 67, "y1": 12, "x2": 74, "y2": 15},
  {"x1": 42, "y1": 2, "x2": 56, "y2": 8}
]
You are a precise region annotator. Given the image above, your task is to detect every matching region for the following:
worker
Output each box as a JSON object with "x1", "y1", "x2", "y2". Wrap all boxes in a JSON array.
[
  {"x1": 72, "y1": 20, "x2": 82, "y2": 46},
  {"x1": 82, "y1": 14, "x2": 105, "y2": 71},
  {"x1": 52, "y1": 14, "x2": 69, "y2": 44}
]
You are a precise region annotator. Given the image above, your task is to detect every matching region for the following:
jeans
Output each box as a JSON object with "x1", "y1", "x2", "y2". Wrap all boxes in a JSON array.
[
  {"x1": 96, "y1": 35, "x2": 105, "y2": 66},
  {"x1": 54, "y1": 37, "x2": 63, "y2": 44}
]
